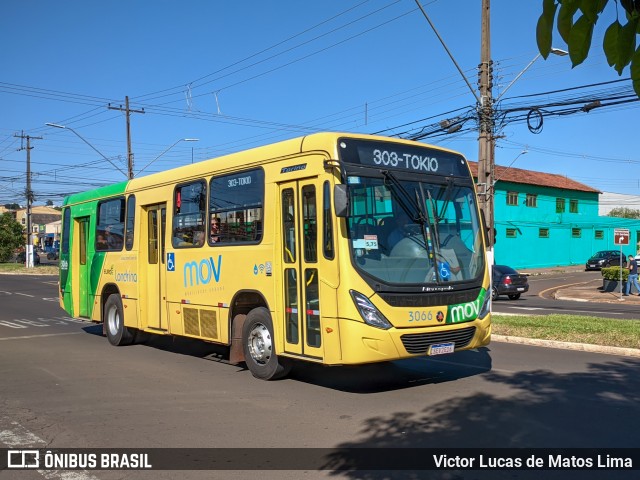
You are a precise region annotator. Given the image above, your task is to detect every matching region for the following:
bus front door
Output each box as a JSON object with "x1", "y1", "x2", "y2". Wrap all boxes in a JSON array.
[
  {"x1": 143, "y1": 204, "x2": 167, "y2": 331},
  {"x1": 279, "y1": 180, "x2": 323, "y2": 360}
]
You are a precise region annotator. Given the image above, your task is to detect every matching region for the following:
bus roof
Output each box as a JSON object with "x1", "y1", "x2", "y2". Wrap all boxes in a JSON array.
[{"x1": 62, "y1": 132, "x2": 467, "y2": 205}]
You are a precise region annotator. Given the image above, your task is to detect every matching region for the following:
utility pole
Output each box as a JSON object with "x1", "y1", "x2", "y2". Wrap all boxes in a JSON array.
[
  {"x1": 477, "y1": 0, "x2": 495, "y2": 254},
  {"x1": 15, "y1": 131, "x2": 42, "y2": 268},
  {"x1": 108, "y1": 96, "x2": 144, "y2": 179}
]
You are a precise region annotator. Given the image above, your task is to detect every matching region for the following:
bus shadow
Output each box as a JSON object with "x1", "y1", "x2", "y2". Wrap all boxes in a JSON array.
[
  {"x1": 136, "y1": 332, "x2": 231, "y2": 362},
  {"x1": 81, "y1": 324, "x2": 491, "y2": 392},
  {"x1": 288, "y1": 348, "x2": 493, "y2": 393}
]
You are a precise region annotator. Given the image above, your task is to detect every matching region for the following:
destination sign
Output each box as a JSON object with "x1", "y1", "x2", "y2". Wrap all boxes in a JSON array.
[{"x1": 338, "y1": 138, "x2": 468, "y2": 176}]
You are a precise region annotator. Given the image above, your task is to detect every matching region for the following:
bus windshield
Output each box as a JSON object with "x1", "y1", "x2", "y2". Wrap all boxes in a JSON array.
[{"x1": 346, "y1": 174, "x2": 485, "y2": 286}]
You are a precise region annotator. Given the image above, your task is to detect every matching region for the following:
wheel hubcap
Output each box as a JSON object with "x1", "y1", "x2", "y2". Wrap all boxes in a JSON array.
[
  {"x1": 107, "y1": 305, "x2": 120, "y2": 337},
  {"x1": 247, "y1": 323, "x2": 272, "y2": 365}
]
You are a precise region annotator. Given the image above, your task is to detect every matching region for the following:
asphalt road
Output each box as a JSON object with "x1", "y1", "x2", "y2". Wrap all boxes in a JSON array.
[{"x1": 1, "y1": 274, "x2": 639, "y2": 480}]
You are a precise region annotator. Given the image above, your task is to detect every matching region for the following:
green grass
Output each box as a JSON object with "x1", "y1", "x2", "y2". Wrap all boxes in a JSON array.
[
  {"x1": 493, "y1": 314, "x2": 640, "y2": 349},
  {"x1": 0, "y1": 263, "x2": 58, "y2": 275}
]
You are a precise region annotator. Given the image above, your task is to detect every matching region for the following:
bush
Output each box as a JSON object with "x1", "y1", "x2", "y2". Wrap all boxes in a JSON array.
[{"x1": 601, "y1": 266, "x2": 629, "y2": 282}]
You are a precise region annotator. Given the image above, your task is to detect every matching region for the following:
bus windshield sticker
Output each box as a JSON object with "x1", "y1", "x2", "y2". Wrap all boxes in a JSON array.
[{"x1": 352, "y1": 235, "x2": 378, "y2": 250}]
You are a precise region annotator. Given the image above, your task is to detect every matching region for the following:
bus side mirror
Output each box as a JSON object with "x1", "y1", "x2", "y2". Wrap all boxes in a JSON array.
[{"x1": 334, "y1": 184, "x2": 349, "y2": 218}]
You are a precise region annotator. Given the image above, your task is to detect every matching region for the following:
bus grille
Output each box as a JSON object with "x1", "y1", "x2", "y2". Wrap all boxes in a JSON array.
[
  {"x1": 400, "y1": 326, "x2": 476, "y2": 354},
  {"x1": 379, "y1": 288, "x2": 481, "y2": 307}
]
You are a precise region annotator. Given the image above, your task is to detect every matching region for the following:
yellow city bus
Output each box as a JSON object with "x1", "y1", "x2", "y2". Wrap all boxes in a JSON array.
[{"x1": 59, "y1": 132, "x2": 491, "y2": 380}]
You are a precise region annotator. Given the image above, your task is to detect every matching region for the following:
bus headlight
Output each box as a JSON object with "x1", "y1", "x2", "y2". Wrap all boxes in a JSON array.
[
  {"x1": 350, "y1": 290, "x2": 392, "y2": 330},
  {"x1": 478, "y1": 290, "x2": 491, "y2": 320}
]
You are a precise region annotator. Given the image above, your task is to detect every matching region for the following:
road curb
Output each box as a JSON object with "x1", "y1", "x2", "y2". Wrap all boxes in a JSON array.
[{"x1": 492, "y1": 334, "x2": 640, "y2": 358}]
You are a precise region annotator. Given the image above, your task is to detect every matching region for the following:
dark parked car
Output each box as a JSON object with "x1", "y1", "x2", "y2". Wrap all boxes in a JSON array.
[
  {"x1": 585, "y1": 250, "x2": 627, "y2": 270},
  {"x1": 15, "y1": 251, "x2": 40, "y2": 265},
  {"x1": 492, "y1": 265, "x2": 529, "y2": 300}
]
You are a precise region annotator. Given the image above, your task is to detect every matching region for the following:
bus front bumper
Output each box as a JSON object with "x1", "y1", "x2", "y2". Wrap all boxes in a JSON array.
[{"x1": 334, "y1": 314, "x2": 491, "y2": 365}]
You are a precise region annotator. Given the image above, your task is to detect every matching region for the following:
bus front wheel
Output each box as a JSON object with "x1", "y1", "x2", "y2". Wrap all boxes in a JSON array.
[
  {"x1": 242, "y1": 307, "x2": 291, "y2": 380},
  {"x1": 104, "y1": 294, "x2": 134, "y2": 346}
]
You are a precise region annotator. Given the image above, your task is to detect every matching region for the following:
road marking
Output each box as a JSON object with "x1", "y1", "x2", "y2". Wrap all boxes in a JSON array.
[
  {"x1": 507, "y1": 307, "x2": 546, "y2": 311},
  {"x1": 15, "y1": 292, "x2": 35, "y2": 298},
  {"x1": 0, "y1": 418, "x2": 101, "y2": 480},
  {"x1": 0, "y1": 332, "x2": 83, "y2": 341},
  {"x1": 0, "y1": 320, "x2": 29, "y2": 329}
]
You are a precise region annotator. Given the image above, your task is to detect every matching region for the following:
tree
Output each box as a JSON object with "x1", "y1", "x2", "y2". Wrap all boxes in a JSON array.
[
  {"x1": 45, "y1": 200, "x2": 53, "y2": 206},
  {"x1": 3, "y1": 203, "x2": 20, "y2": 210},
  {"x1": 0, "y1": 213, "x2": 24, "y2": 262},
  {"x1": 608, "y1": 206, "x2": 640, "y2": 218},
  {"x1": 537, "y1": 0, "x2": 640, "y2": 97}
]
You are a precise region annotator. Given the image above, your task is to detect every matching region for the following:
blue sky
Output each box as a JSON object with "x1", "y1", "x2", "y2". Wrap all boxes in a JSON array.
[{"x1": 1, "y1": 0, "x2": 638, "y2": 206}]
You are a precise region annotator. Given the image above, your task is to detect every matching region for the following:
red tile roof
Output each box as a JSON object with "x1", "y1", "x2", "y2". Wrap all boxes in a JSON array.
[{"x1": 467, "y1": 161, "x2": 601, "y2": 194}]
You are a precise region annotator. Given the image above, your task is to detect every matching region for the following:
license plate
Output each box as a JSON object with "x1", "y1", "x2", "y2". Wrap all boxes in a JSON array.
[
  {"x1": 428, "y1": 342, "x2": 455, "y2": 356},
  {"x1": 589, "y1": 264, "x2": 595, "y2": 268},
  {"x1": 517, "y1": 287, "x2": 525, "y2": 291}
]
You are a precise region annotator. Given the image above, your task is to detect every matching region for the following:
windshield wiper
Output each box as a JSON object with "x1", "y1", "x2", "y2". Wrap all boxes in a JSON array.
[
  {"x1": 381, "y1": 170, "x2": 423, "y2": 224},
  {"x1": 381, "y1": 170, "x2": 441, "y2": 282}
]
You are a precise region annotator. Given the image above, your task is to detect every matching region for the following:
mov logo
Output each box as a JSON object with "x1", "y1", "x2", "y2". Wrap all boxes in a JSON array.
[
  {"x1": 184, "y1": 256, "x2": 222, "y2": 287},
  {"x1": 7, "y1": 450, "x2": 39, "y2": 468}
]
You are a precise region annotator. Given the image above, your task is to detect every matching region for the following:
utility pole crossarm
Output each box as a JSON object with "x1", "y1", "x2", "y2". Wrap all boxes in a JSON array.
[{"x1": 108, "y1": 95, "x2": 145, "y2": 179}]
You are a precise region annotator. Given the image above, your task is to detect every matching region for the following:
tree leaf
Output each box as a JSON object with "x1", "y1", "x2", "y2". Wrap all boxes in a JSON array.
[
  {"x1": 537, "y1": 0, "x2": 558, "y2": 58},
  {"x1": 616, "y1": 17, "x2": 639, "y2": 74},
  {"x1": 558, "y1": 2, "x2": 580, "y2": 44},
  {"x1": 603, "y1": 20, "x2": 621, "y2": 67},
  {"x1": 579, "y1": 0, "x2": 601, "y2": 22},
  {"x1": 568, "y1": 15, "x2": 595, "y2": 66},
  {"x1": 537, "y1": 15, "x2": 554, "y2": 58},
  {"x1": 631, "y1": 46, "x2": 640, "y2": 97}
]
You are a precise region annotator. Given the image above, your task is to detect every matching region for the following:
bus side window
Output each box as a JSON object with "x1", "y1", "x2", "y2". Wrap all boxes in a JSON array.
[{"x1": 172, "y1": 180, "x2": 206, "y2": 248}]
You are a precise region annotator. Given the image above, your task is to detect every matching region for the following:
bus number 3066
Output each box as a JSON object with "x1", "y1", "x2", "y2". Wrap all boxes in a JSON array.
[{"x1": 408, "y1": 311, "x2": 433, "y2": 322}]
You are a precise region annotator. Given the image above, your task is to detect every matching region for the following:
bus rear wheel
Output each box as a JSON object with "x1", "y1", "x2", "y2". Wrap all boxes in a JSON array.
[
  {"x1": 104, "y1": 294, "x2": 134, "y2": 346},
  {"x1": 242, "y1": 307, "x2": 291, "y2": 380}
]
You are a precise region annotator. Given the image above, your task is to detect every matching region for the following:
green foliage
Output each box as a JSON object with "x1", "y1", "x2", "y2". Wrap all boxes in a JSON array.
[
  {"x1": 538, "y1": 0, "x2": 640, "y2": 97},
  {"x1": 608, "y1": 206, "x2": 640, "y2": 219},
  {"x1": 601, "y1": 266, "x2": 629, "y2": 281},
  {"x1": 0, "y1": 213, "x2": 24, "y2": 262}
]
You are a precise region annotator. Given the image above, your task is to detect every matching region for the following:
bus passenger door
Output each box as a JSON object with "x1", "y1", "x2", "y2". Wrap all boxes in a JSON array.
[
  {"x1": 75, "y1": 217, "x2": 91, "y2": 318},
  {"x1": 143, "y1": 204, "x2": 167, "y2": 331},
  {"x1": 279, "y1": 180, "x2": 323, "y2": 360}
]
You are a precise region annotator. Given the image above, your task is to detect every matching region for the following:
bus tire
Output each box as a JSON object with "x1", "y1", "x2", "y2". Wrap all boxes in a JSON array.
[
  {"x1": 104, "y1": 294, "x2": 134, "y2": 346},
  {"x1": 242, "y1": 307, "x2": 291, "y2": 380}
]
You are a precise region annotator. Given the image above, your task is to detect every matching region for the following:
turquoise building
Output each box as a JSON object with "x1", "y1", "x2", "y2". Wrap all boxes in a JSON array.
[{"x1": 469, "y1": 162, "x2": 640, "y2": 269}]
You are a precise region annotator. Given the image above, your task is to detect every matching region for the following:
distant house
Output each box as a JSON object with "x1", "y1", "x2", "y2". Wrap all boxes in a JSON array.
[
  {"x1": 14, "y1": 206, "x2": 62, "y2": 249},
  {"x1": 468, "y1": 162, "x2": 640, "y2": 269}
]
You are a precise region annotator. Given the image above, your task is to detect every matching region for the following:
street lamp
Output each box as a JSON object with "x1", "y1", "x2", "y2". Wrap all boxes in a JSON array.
[
  {"x1": 488, "y1": 150, "x2": 528, "y2": 195},
  {"x1": 137, "y1": 138, "x2": 199, "y2": 176},
  {"x1": 45, "y1": 123, "x2": 128, "y2": 178},
  {"x1": 496, "y1": 48, "x2": 568, "y2": 101}
]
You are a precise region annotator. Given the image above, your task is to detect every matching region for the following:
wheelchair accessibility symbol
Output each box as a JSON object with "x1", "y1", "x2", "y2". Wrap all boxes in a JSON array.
[
  {"x1": 167, "y1": 253, "x2": 175, "y2": 272},
  {"x1": 439, "y1": 261, "x2": 451, "y2": 281}
]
